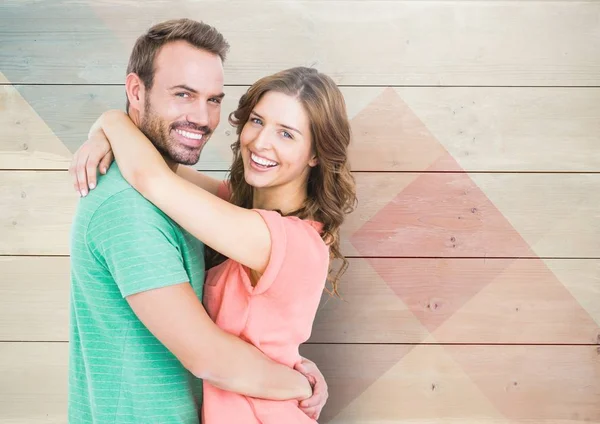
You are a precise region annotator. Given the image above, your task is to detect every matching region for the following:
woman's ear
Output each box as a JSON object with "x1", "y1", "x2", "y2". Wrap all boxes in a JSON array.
[{"x1": 308, "y1": 154, "x2": 318, "y2": 168}]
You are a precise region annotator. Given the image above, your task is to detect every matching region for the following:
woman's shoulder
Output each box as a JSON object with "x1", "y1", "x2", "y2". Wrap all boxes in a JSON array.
[
  {"x1": 257, "y1": 210, "x2": 324, "y2": 241},
  {"x1": 255, "y1": 210, "x2": 329, "y2": 267}
]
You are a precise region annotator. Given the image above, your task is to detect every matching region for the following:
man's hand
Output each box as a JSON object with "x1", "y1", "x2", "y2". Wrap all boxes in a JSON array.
[{"x1": 295, "y1": 357, "x2": 329, "y2": 420}]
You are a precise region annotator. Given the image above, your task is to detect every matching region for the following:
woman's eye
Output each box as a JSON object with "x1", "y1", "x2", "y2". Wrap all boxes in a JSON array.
[
  {"x1": 282, "y1": 130, "x2": 293, "y2": 139},
  {"x1": 251, "y1": 118, "x2": 262, "y2": 125}
]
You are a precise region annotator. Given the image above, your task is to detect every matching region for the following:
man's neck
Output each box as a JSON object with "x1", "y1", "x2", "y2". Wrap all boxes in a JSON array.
[
  {"x1": 164, "y1": 157, "x2": 179, "y2": 172},
  {"x1": 127, "y1": 107, "x2": 179, "y2": 173}
]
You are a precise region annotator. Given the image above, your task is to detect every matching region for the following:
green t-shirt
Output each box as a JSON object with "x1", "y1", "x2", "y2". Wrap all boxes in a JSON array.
[{"x1": 68, "y1": 164, "x2": 205, "y2": 423}]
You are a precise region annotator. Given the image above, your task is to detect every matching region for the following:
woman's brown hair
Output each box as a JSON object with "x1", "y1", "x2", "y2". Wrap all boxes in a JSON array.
[{"x1": 208, "y1": 67, "x2": 357, "y2": 296}]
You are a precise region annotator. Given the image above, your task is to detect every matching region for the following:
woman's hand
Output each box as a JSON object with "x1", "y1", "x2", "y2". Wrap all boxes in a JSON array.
[{"x1": 68, "y1": 128, "x2": 114, "y2": 197}]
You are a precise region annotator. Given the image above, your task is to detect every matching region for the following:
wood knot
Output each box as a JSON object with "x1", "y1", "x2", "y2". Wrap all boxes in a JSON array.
[{"x1": 428, "y1": 300, "x2": 442, "y2": 311}]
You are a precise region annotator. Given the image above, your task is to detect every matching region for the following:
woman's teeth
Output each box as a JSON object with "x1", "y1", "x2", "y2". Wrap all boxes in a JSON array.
[{"x1": 251, "y1": 152, "x2": 277, "y2": 167}]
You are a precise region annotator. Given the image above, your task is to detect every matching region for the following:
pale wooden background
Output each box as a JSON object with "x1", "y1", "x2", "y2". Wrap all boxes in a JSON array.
[{"x1": 1, "y1": 1, "x2": 600, "y2": 423}]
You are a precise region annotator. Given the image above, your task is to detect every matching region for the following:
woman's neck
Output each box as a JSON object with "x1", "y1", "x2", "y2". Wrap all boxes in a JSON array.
[{"x1": 252, "y1": 180, "x2": 307, "y2": 215}]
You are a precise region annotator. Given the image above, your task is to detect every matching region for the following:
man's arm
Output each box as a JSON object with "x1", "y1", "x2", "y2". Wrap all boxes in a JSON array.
[
  {"x1": 126, "y1": 282, "x2": 312, "y2": 400},
  {"x1": 87, "y1": 191, "x2": 311, "y2": 401}
]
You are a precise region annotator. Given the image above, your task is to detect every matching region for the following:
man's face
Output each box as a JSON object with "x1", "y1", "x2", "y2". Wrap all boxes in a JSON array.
[{"x1": 138, "y1": 40, "x2": 225, "y2": 165}]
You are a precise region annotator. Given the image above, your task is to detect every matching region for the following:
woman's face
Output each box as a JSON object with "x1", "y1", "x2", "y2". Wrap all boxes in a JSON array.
[{"x1": 240, "y1": 91, "x2": 317, "y2": 191}]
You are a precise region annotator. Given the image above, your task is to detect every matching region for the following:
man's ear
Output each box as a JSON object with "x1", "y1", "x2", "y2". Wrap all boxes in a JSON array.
[{"x1": 125, "y1": 73, "x2": 145, "y2": 112}]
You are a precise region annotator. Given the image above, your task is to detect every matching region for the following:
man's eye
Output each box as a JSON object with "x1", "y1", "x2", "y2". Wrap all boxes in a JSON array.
[
  {"x1": 176, "y1": 92, "x2": 189, "y2": 98},
  {"x1": 209, "y1": 98, "x2": 222, "y2": 104}
]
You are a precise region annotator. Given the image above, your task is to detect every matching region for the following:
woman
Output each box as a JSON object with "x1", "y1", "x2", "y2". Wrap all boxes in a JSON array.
[{"x1": 71, "y1": 67, "x2": 356, "y2": 423}]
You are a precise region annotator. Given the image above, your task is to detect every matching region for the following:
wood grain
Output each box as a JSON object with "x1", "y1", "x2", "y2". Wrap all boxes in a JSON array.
[
  {"x1": 0, "y1": 74, "x2": 72, "y2": 170},
  {"x1": 299, "y1": 344, "x2": 600, "y2": 423},
  {"x1": 2, "y1": 342, "x2": 598, "y2": 423},
  {"x1": 0, "y1": 342, "x2": 67, "y2": 424},
  {"x1": 3, "y1": 257, "x2": 598, "y2": 344},
  {"x1": 2, "y1": 1, "x2": 599, "y2": 86},
  {"x1": 0, "y1": 257, "x2": 70, "y2": 341}
]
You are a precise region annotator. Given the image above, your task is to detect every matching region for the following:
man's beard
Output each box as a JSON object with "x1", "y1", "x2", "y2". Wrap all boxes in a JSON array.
[{"x1": 139, "y1": 101, "x2": 212, "y2": 166}]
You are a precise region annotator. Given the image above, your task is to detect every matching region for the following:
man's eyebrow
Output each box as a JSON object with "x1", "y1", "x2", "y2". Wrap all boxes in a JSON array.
[
  {"x1": 169, "y1": 85, "x2": 225, "y2": 99},
  {"x1": 170, "y1": 84, "x2": 198, "y2": 93},
  {"x1": 250, "y1": 111, "x2": 302, "y2": 135}
]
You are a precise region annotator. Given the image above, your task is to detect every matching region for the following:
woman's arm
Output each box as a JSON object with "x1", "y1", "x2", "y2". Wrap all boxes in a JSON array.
[
  {"x1": 175, "y1": 166, "x2": 223, "y2": 197},
  {"x1": 69, "y1": 135, "x2": 223, "y2": 197},
  {"x1": 98, "y1": 110, "x2": 272, "y2": 274}
]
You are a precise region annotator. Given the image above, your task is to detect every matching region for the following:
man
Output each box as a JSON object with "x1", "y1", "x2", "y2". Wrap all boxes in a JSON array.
[{"x1": 68, "y1": 19, "x2": 326, "y2": 423}]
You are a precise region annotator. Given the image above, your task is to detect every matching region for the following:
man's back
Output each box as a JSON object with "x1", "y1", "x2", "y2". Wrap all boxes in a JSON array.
[{"x1": 69, "y1": 164, "x2": 205, "y2": 423}]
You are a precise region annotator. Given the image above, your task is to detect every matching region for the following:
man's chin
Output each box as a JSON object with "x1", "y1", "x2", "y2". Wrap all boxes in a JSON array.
[
  {"x1": 173, "y1": 154, "x2": 201, "y2": 166},
  {"x1": 167, "y1": 147, "x2": 202, "y2": 166}
]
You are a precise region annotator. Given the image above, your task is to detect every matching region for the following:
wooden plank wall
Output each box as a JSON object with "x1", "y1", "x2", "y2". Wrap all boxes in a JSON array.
[{"x1": 1, "y1": 1, "x2": 600, "y2": 422}]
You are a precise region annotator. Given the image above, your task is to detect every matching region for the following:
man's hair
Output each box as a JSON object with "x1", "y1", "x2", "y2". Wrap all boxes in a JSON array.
[{"x1": 125, "y1": 18, "x2": 230, "y2": 110}]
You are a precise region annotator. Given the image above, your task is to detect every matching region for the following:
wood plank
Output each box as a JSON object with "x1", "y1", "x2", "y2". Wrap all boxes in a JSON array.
[
  {"x1": 299, "y1": 344, "x2": 600, "y2": 423},
  {"x1": 3, "y1": 171, "x2": 600, "y2": 258},
  {"x1": 344, "y1": 172, "x2": 600, "y2": 258},
  {"x1": 316, "y1": 257, "x2": 600, "y2": 344},
  {"x1": 3, "y1": 257, "x2": 598, "y2": 344},
  {"x1": 0, "y1": 257, "x2": 70, "y2": 341},
  {"x1": 0, "y1": 74, "x2": 72, "y2": 170},
  {"x1": 3, "y1": 85, "x2": 600, "y2": 172},
  {"x1": 0, "y1": 343, "x2": 67, "y2": 424},
  {"x1": 2, "y1": 342, "x2": 598, "y2": 423},
  {"x1": 2, "y1": 1, "x2": 600, "y2": 86}
]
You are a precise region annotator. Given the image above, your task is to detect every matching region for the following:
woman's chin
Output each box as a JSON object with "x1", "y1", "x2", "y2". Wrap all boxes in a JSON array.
[{"x1": 243, "y1": 170, "x2": 273, "y2": 189}]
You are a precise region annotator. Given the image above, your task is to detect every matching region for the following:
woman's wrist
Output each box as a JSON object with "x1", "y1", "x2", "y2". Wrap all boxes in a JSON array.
[
  {"x1": 101, "y1": 109, "x2": 128, "y2": 129},
  {"x1": 88, "y1": 109, "x2": 124, "y2": 138}
]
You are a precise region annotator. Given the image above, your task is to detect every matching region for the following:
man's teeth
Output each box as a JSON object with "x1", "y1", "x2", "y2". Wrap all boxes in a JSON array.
[
  {"x1": 175, "y1": 129, "x2": 203, "y2": 140},
  {"x1": 251, "y1": 153, "x2": 277, "y2": 167}
]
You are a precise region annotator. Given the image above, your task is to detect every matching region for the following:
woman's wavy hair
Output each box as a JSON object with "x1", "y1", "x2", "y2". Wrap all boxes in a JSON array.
[{"x1": 207, "y1": 67, "x2": 357, "y2": 296}]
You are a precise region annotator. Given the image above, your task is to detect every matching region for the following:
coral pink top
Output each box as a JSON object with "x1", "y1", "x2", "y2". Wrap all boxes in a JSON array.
[{"x1": 201, "y1": 182, "x2": 329, "y2": 424}]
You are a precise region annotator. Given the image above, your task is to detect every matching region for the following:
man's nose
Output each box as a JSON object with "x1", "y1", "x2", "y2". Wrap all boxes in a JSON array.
[{"x1": 186, "y1": 101, "x2": 210, "y2": 128}]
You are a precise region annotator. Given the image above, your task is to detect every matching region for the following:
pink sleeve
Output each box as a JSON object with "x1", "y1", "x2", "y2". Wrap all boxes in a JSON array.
[
  {"x1": 216, "y1": 180, "x2": 231, "y2": 201},
  {"x1": 250, "y1": 209, "x2": 329, "y2": 296}
]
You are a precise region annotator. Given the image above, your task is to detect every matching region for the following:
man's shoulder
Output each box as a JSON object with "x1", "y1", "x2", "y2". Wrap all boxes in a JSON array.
[
  {"x1": 86, "y1": 165, "x2": 163, "y2": 213},
  {"x1": 79, "y1": 165, "x2": 175, "y2": 233}
]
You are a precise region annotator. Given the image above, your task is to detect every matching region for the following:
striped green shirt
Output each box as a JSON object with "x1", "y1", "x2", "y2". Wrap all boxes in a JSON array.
[{"x1": 68, "y1": 164, "x2": 205, "y2": 423}]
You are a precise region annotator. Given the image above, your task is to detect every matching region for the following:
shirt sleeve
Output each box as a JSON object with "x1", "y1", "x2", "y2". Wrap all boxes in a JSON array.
[
  {"x1": 86, "y1": 190, "x2": 190, "y2": 298},
  {"x1": 250, "y1": 209, "x2": 329, "y2": 296}
]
